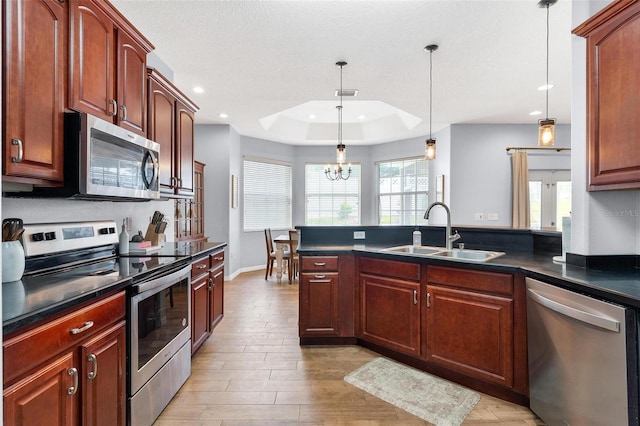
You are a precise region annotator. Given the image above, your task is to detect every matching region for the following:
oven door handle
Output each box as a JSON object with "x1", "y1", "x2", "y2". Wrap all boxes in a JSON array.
[{"x1": 133, "y1": 264, "x2": 191, "y2": 294}]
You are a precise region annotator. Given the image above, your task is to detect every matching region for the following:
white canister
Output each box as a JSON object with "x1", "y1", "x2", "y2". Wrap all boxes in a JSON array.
[{"x1": 2, "y1": 240, "x2": 25, "y2": 283}]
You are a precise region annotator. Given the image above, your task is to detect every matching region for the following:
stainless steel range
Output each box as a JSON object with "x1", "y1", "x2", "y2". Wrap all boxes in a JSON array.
[{"x1": 20, "y1": 220, "x2": 192, "y2": 426}]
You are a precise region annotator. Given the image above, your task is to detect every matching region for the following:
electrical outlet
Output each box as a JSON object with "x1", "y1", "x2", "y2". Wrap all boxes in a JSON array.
[
  {"x1": 353, "y1": 231, "x2": 366, "y2": 240},
  {"x1": 488, "y1": 213, "x2": 499, "y2": 221},
  {"x1": 474, "y1": 213, "x2": 484, "y2": 221}
]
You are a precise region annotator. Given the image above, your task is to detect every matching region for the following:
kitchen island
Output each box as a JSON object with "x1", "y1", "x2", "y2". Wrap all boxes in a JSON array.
[{"x1": 296, "y1": 225, "x2": 640, "y2": 413}]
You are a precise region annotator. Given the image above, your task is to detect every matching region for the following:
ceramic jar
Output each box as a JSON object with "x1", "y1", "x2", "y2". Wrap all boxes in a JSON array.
[{"x1": 2, "y1": 240, "x2": 25, "y2": 283}]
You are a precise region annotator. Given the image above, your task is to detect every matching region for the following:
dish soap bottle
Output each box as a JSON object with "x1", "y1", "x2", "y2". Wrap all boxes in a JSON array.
[
  {"x1": 413, "y1": 228, "x2": 422, "y2": 246},
  {"x1": 119, "y1": 219, "x2": 129, "y2": 255}
]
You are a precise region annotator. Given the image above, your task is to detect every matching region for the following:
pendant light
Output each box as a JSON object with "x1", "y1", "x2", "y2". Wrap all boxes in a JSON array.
[
  {"x1": 424, "y1": 44, "x2": 438, "y2": 160},
  {"x1": 538, "y1": 0, "x2": 557, "y2": 147},
  {"x1": 325, "y1": 61, "x2": 352, "y2": 181}
]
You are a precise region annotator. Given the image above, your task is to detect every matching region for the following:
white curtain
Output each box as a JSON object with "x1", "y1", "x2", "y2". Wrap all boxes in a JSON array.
[{"x1": 511, "y1": 151, "x2": 530, "y2": 228}]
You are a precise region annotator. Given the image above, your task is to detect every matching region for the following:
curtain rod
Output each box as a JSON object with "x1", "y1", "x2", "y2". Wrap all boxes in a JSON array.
[{"x1": 505, "y1": 147, "x2": 571, "y2": 153}]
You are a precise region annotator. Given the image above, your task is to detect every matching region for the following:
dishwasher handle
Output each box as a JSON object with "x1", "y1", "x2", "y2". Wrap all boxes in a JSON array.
[{"x1": 527, "y1": 288, "x2": 620, "y2": 332}]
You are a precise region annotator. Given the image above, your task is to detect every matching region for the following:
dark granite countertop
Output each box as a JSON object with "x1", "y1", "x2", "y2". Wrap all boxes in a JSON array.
[
  {"x1": 298, "y1": 243, "x2": 640, "y2": 309},
  {"x1": 3, "y1": 240, "x2": 228, "y2": 336}
]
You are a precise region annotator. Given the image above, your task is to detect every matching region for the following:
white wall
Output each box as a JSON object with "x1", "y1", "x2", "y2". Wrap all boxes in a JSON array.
[{"x1": 570, "y1": 0, "x2": 640, "y2": 256}]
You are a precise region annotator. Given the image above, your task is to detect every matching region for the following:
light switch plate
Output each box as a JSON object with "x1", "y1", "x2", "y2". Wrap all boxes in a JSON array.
[
  {"x1": 488, "y1": 213, "x2": 499, "y2": 221},
  {"x1": 353, "y1": 231, "x2": 366, "y2": 240},
  {"x1": 474, "y1": 213, "x2": 484, "y2": 221}
]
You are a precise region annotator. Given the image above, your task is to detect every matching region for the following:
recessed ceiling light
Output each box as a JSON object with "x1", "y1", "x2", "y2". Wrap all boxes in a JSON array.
[
  {"x1": 193, "y1": 86, "x2": 204, "y2": 94},
  {"x1": 308, "y1": 114, "x2": 316, "y2": 119},
  {"x1": 358, "y1": 115, "x2": 366, "y2": 120},
  {"x1": 530, "y1": 110, "x2": 543, "y2": 116},
  {"x1": 537, "y1": 84, "x2": 554, "y2": 91},
  {"x1": 218, "y1": 113, "x2": 228, "y2": 119}
]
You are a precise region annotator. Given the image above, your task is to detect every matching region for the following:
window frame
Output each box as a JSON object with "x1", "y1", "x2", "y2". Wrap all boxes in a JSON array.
[
  {"x1": 376, "y1": 156, "x2": 429, "y2": 226},
  {"x1": 242, "y1": 156, "x2": 292, "y2": 232},
  {"x1": 529, "y1": 169, "x2": 571, "y2": 230},
  {"x1": 304, "y1": 163, "x2": 362, "y2": 226}
]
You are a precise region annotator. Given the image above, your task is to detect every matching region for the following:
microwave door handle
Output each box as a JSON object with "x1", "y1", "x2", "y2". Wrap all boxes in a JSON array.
[{"x1": 141, "y1": 151, "x2": 158, "y2": 189}]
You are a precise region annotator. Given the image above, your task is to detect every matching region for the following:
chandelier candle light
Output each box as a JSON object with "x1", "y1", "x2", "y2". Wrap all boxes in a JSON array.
[
  {"x1": 538, "y1": 0, "x2": 557, "y2": 147},
  {"x1": 424, "y1": 44, "x2": 438, "y2": 160},
  {"x1": 325, "y1": 61, "x2": 352, "y2": 181}
]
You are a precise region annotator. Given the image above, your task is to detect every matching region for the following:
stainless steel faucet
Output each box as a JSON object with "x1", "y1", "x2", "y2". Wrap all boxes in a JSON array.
[{"x1": 424, "y1": 202, "x2": 461, "y2": 250}]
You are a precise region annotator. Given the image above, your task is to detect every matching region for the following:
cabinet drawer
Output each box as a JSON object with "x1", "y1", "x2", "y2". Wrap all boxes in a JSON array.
[
  {"x1": 191, "y1": 256, "x2": 210, "y2": 279},
  {"x1": 301, "y1": 256, "x2": 339, "y2": 272},
  {"x1": 210, "y1": 250, "x2": 224, "y2": 270},
  {"x1": 427, "y1": 265, "x2": 513, "y2": 296},
  {"x1": 359, "y1": 257, "x2": 421, "y2": 282},
  {"x1": 3, "y1": 291, "x2": 126, "y2": 385}
]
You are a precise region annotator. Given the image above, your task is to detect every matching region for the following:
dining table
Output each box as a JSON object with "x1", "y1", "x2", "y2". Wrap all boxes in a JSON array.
[{"x1": 273, "y1": 234, "x2": 293, "y2": 284}]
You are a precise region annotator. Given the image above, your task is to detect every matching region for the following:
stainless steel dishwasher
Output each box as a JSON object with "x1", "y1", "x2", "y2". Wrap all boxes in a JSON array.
[{"x1": 526, "y1": 277, "x2": 639, "y2": 426}]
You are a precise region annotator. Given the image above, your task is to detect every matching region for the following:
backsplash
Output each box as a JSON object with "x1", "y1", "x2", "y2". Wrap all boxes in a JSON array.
[{"x1": 2, "y1": 197, "x2": 176, "y2": 242}]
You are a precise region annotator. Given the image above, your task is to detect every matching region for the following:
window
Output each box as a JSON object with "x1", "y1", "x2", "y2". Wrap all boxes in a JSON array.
[
  {"x1": 529, "y1": 170, "x2": 571, "y2": 230},
  {"x1": 377, "y1": 157, "x2": 429, "y2": 225},
  {"x1": 243, "y1": 157, "x2": 292, "y2": 231},
  {"x1": 305, "y1": 164, "x2": 361, "y2": 225}
]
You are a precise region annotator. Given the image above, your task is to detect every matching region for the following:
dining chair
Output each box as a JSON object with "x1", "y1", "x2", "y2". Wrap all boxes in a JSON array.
[
  {"x1": 264, "y1": 228, "x2": 291, "y2": 280},
  {"x1": 288, "y1": 229, "x2": 299, "y2": 280}
]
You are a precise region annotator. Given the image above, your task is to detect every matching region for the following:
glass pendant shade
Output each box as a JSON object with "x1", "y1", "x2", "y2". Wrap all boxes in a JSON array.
[
  {"x1": 425, "y1": 138, "x2": 436, "y2": 160},
  {"x1": 336, "y1": 143, "x2": 346, "y2": 164},
  {"x1": 538, "y1": 118, "x2": 556, "y2": 147}
]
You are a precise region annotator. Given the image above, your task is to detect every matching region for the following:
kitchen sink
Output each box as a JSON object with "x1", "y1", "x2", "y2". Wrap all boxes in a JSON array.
[
  {"x1": 380, "y1": 245, "x2": 505, "y2": 263},
  {"x1": 381, "y1": 245, "x2": 446, "y2": 256},
  {"x1": 431, "y1": 248, "x2": 505, "y2": 262}
]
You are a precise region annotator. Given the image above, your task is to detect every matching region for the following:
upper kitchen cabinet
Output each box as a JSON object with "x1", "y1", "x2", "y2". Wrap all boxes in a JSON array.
[
  {"x1": 3, "y1": 0, "x2": 66, "y2": 185},
  {"x1": 69, "y1": 0, "x2": 153, "y2": 136},
  {"x1": 147, "y1": 68, "x2": 199, "y2": 198},
  {"x1": 573, "y1": 0, "x2": 640, "y2": 190}
]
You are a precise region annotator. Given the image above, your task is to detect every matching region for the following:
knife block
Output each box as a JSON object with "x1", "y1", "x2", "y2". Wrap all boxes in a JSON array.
[{"x1": 144, "y1": 224, "x2": 165, "y2": 247}]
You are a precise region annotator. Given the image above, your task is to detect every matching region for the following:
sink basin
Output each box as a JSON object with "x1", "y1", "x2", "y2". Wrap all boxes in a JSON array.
[
  {"x1": 381, "y1": 245, "x2": 446, "y2": 256},
  {"x1": 431, "y1": 249, "x2": 505, "y2": 262}
]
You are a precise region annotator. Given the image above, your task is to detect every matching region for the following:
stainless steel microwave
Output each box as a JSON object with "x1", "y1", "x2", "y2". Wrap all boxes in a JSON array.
[{"x1": 34, "y1": 112, "x2": 160, "y2": 201}]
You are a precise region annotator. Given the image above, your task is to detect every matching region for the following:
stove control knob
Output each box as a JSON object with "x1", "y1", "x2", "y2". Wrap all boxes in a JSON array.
[
  {"x1": 31, "y1": 232, "x2": 45, "y2": 242},
  {"x1": 44, "y1": 232, "x2": 56, "y2": 241}
]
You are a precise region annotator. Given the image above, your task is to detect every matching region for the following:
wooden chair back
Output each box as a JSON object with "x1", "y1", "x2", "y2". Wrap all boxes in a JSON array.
[
  {"x1": 288, "y1": 229, "x2": 299, "y2": 253},
  {"x1": 265, "y1": 228, "x2": 274, "y2": 254}
]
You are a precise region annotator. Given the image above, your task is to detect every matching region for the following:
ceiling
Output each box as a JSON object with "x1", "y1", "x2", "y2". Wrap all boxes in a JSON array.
[{"x1": 111, "y1": 0, "x2": 574, "y2": 146}]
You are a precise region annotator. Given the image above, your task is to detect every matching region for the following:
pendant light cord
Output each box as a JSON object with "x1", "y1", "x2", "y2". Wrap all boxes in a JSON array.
[
  {"x1": 545, "y1": 3, "x2": 550, "y2": 120},
  {"x1": 429, "y1": 49, "x2": 433, "y2": 139},
  {"x1": 338, "y1": 64, "x2": 343, "y2": 145}
]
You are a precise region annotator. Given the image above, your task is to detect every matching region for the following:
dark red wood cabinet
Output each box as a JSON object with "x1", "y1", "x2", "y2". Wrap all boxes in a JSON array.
[{"x1": 191, "y1": 249, "x2": 225, "y2": 354}]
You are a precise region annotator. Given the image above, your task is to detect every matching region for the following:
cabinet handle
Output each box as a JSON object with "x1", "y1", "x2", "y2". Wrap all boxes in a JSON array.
[
  {"x1": 314, "y1": 274, "x2": 326, "y2": 279},
  {"x1": 427, "y1": 292, "x2": 431, "y2": 308},
  {"x1": 197, "y1": 264, "x2": 207, "y2": 269},
  {"x1": 11, "y1": 139, "x2": 23, "y2": 163},
  {"x1": 70, "y1": 321, "x2": 94, "y2": 335},
  {"x1": 87, "y1": 354, "x2": 97, "y2": 380},
  {"x1": 67, "y1": 368, "x2": 78, "y2": 395},
  {"x1": 120, "y1": 104, "x2": 127, "y2": 121},
  {"x1": 208, "y1": 277, "x2": 213, "y2": 289},
  {"x1": 313, "y1": 262, "x2": 326, "y2": 267},
  {"x1": 109, "y1": 99, "x2": 117, "y2": 116},
  {"x1": 413, "y1": 290, "x2": 418, "y2": 305},
  {"x1": 213, "y1": 256, "x2": 224, "y2": 261}
]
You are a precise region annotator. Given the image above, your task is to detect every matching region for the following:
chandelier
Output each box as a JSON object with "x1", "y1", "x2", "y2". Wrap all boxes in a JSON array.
[{"x1": 325, "y1": 61, "x2": 352, "y2": 181}]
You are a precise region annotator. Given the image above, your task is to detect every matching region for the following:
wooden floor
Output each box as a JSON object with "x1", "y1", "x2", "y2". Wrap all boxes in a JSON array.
[{"x1": 154, "y1": 270, "x2": 544, "y2": 425}]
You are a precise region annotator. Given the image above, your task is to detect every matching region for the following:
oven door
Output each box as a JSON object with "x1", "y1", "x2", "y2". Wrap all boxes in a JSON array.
[{"x1": 130, "y1": 264, "x2": 191, "y2": 395}]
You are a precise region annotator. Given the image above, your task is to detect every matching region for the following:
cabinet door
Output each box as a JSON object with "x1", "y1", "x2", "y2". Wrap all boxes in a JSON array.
[
  {"x1": 360, "y1": 274, "x2": 421, "y2": 356},
  {"x1": 3, "y1": 0, "x2": 65, "y2": 183},
  {"x1": 3, "y1": 351, "x2": 77, "y2": 426},
  {"x1": 116, "y1": 30, "x2": 147, "y2": 136},
  {"x1": 425, "y1": 284, "x2": 514, "y2": 388},
  {"x1": 191, "y1": 274, "x2": 210, "y2": 354},
  {"x1": 175, "y1": 100, "x2": 195, "y2": 197},
  {"x1": 69, "y1": 0, "x2": 116, "y2": 120},
  {"x1": 148, "y1": 76, "x2": 177, "y2": 194},
  {"x1": 210, "y1": 266, "x2": 224, "y2": 329},
  {"x1": 81, "y1": 321, "x2": 126, "y2": 426},
  {"x1": 299, "y1": 272, "x2": 340, "y2": 336}
]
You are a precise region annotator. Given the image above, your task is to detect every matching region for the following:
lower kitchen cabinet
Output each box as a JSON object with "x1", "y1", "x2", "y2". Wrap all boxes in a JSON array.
[
  {"x1": 359, "y1": 257, "x2": 422, "y2": 357},
  {"x1": 299, "y1": 254, "x2": 355, "y2": 342},
  {"x1": 191, "y1": 248, "x2": 225, "y2": 354},
  {"x1": 3, "y1": 292, "x2": 126, "y2": 426}
]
